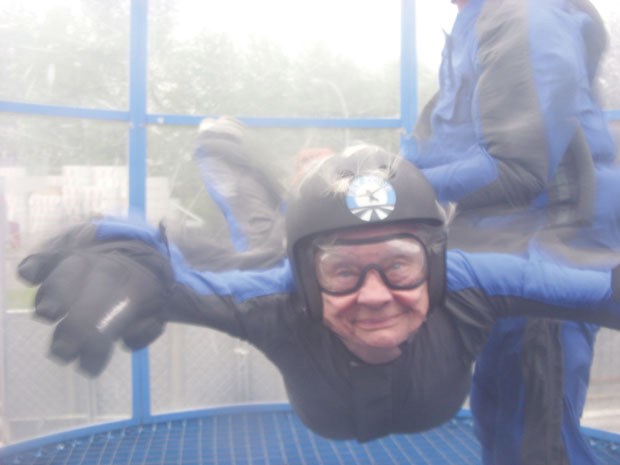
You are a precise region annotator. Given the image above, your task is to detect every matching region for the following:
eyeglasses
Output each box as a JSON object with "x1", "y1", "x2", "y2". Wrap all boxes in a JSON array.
[{"x1": 314, "y1": 233, "x2": 428, "y2": 295}]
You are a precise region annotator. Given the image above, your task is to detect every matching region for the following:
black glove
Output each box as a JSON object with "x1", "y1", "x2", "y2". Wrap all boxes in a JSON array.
[{"x1": 18, "y1": 227, "x2": 175, "y2": 376}]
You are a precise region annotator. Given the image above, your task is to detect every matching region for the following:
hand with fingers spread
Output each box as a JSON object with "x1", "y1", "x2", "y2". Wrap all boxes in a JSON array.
[{"x1": 18, "y1": 225, "x2": 175, "y2": 376}]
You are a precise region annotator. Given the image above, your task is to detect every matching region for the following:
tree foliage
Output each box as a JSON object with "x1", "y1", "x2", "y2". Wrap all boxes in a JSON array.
[{"x1": 3, "y1": 0, "x2": 618, "y2": 202}]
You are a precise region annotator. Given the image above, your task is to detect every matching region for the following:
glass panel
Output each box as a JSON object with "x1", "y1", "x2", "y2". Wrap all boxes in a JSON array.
[
  {"x1": 0, "y1": 0, "x2": 129, "y2": 109},
  {"x1": 148, "y1": 0, "x2": 400, "y2": 117},
  {"x1": 415, "y1": 1, "x2": 456, "y2": 108},
  {"x1": 147, "y1": 125, "x2": 399, "y2": 413},
  {"x1": 0, "y1": 114, "x2": 131, "y2": 444},
  {"x1": 0, "y1": 114, "x2": 129, "y2": 240},
  {"x1": 147, "y1": 124, "x2": 400, "y2": 230},
  {"x1": 414, "y1": 1, "x2": 620, "y2": 114},
  {"x1": 147, "y1": 123, "x2": 399, "y2": 264},
  {"x1": 591, "y1": 0, "x2": 620, "y2": 110}
]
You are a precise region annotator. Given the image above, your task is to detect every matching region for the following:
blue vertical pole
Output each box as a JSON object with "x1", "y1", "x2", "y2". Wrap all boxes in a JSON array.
[
  {"x1": 400, "y1": 0, "x2": 418, "y2": 155},
  {"x1": 129, "y1": 0, "x2": 151, "y2": 423}
]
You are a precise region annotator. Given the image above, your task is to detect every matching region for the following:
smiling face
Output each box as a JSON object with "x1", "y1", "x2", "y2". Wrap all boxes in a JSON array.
[{"x1": 316, "y1": 224, "x2": 430, "y2": 364}]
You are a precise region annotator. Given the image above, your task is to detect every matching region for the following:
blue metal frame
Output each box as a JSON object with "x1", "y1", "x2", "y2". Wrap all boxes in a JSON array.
[
  {"x1": 2, "y1": 406, "x2": 619, "y2": 459},
  {"x1": 0, "y1": 404, "x2": 291, "y2": 457},
  {"x1": 0, "y1": 101, "x2": 129, "y2": 121},
  {"x1": 0, "y1": 0, "x2": 421, "y2": 441},
  {"x1": 400, "y1": 0, "x2": 418, "y2": 140},
  {"x1": 1, "y1": 0, "x2": 620, "y2": 454},
  {"x1": 128, "y1": 0, "x2": 152, "y2": 424}
]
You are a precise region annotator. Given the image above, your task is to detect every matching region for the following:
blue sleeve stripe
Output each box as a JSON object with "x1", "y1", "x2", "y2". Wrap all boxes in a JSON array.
[
  {"x1": 172, "y1": 259, "x2": 294, "y2": 302},
  {"x1": 447, "y1": 250, "x2": 612, "y2": 308},
  {"x1": 194, "y1": 154, "x2": 248, "y2": 251},
  {"x1": 94, "y1": 217, "x2": 293, "y2": 301}
]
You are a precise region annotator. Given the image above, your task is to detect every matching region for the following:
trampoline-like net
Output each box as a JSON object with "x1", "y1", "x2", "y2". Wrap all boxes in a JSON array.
[{"x1": 3, "y1": 409, "x2": 620, "y2": 465}]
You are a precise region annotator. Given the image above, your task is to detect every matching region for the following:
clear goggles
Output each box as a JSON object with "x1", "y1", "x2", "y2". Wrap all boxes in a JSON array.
[{"x1": 313, "y1": 233, "x2": 428, "y2": 295}]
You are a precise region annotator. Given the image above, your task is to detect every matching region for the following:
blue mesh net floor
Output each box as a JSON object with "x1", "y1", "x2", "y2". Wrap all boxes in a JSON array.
[{"x1": 4, "y1": 408, "x2": 620, "y2": 465}]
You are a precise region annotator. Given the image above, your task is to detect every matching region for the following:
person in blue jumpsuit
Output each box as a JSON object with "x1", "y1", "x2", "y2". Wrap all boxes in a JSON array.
[
  {"x1": 403, "y1": 0, "x2": 618, "y2": 463},
  {"x1": 17, "y1": 145, "x2": 620, "y2": 443},
  {"x1": 169, "y1": 116, "x2": 286, "y2": 272}
]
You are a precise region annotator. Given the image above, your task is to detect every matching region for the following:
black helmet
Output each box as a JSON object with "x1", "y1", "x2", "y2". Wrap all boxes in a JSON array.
[{"x1": 285, "y1": 144, "x2": 447, "y2": 320}]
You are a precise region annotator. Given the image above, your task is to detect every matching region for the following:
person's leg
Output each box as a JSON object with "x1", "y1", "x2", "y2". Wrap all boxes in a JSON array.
[
  {"x1": 559, "y1": 321, "x2": 599, "y2": 465},
  {"x1": 193, "y1": 117, "x2": 283, "y2": 253},
  {"x1": 471, "y1": 318, "x2": 527, "y2": 465},
  {"x1": 472, "y1": 318, "x2": 598, "y2": 465},
  {"x1": 174, "y1": 117, "x2": 286, "y2": 270}
]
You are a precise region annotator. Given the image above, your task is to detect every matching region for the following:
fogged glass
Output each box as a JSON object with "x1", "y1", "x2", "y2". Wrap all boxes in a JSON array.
[
  {"x1": 0, "y1": 1, "x2": 129, "y2": 109},
  {"x1": 146, "y1": 125, "x2": 398, "y2": 413},
  {"x1": 0, "y1": 114, "x2": 129, "y2": 242},
  {"x1": 415, "y1": 1, "x2": 620, "y2": 114},
  {"x1": 592, "y1": 1, "x2": 620, "y2": 110},
  {"x1": 415, "y1": 1, "x2": 456, "y2": 108},
  {"x1": 146, "y1": 124, "x2": 400, "y2": 231},
  {"x1": 147, "y1": 0, "x2": 400, "y2": 117},
  {"x1": 0, "y1": 114, "x2": 131, "y2": 443},
  {"x1": 1, "y1": 0, "x2": 619, "y2": 442}
]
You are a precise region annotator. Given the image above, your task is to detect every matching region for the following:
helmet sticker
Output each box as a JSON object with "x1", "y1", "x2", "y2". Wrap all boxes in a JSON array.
[{"x1": 346, "y1": 175, "x2": 396, "y2": 222}]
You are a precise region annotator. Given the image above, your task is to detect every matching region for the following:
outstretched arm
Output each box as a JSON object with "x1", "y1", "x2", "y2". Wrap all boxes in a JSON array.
[
  {"x1": 18, "y1": 218, "x2": 294, "y2": 376},
  {"x1": 447, "y1": 250, "x2": 620, "y2": 328}
]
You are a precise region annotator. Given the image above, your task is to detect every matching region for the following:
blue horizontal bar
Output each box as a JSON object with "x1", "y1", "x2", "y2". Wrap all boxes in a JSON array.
[
  {"x1": 581, "y1": 424, "x2": 620, "y2": 443},
  {"x1": 0, "y1": 101, "x2": 129, "y2": 122},
  {"x1": 147, "y1": 402, "x2": 293, "y2": 424},
  {"x1": 0, "y1": 102, "x2": 402, "y2": 129},
  {"x1": 3, "y1": 405, "x2": 619, "y2": 459},
  {"x1": 3, "y1": 100, "x2": 618, "y2": 126},
  {"x1": 0, "y1": 417, "x2": 137, "y2": 458},
  {"x1": 146, "y1": 114, "x2": 402, "y2": 129},
  {"x1": 0, "y1": 404, "x2": 292, "y2": 458},
  {"x1": 605, "y1": 109, "x2": 620, "y2": 121}
]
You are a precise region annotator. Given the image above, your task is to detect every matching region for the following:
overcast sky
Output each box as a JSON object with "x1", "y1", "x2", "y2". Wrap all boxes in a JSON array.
[
  {"x1": 11, "y1": 0, "x2": 617, "y2": 70},
  {"x1": 170, "y1": 0, "x2": 456, "y2": 68},
  {"x1": 170, "y1": 0, "x2": 616, "y2": 68}
]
